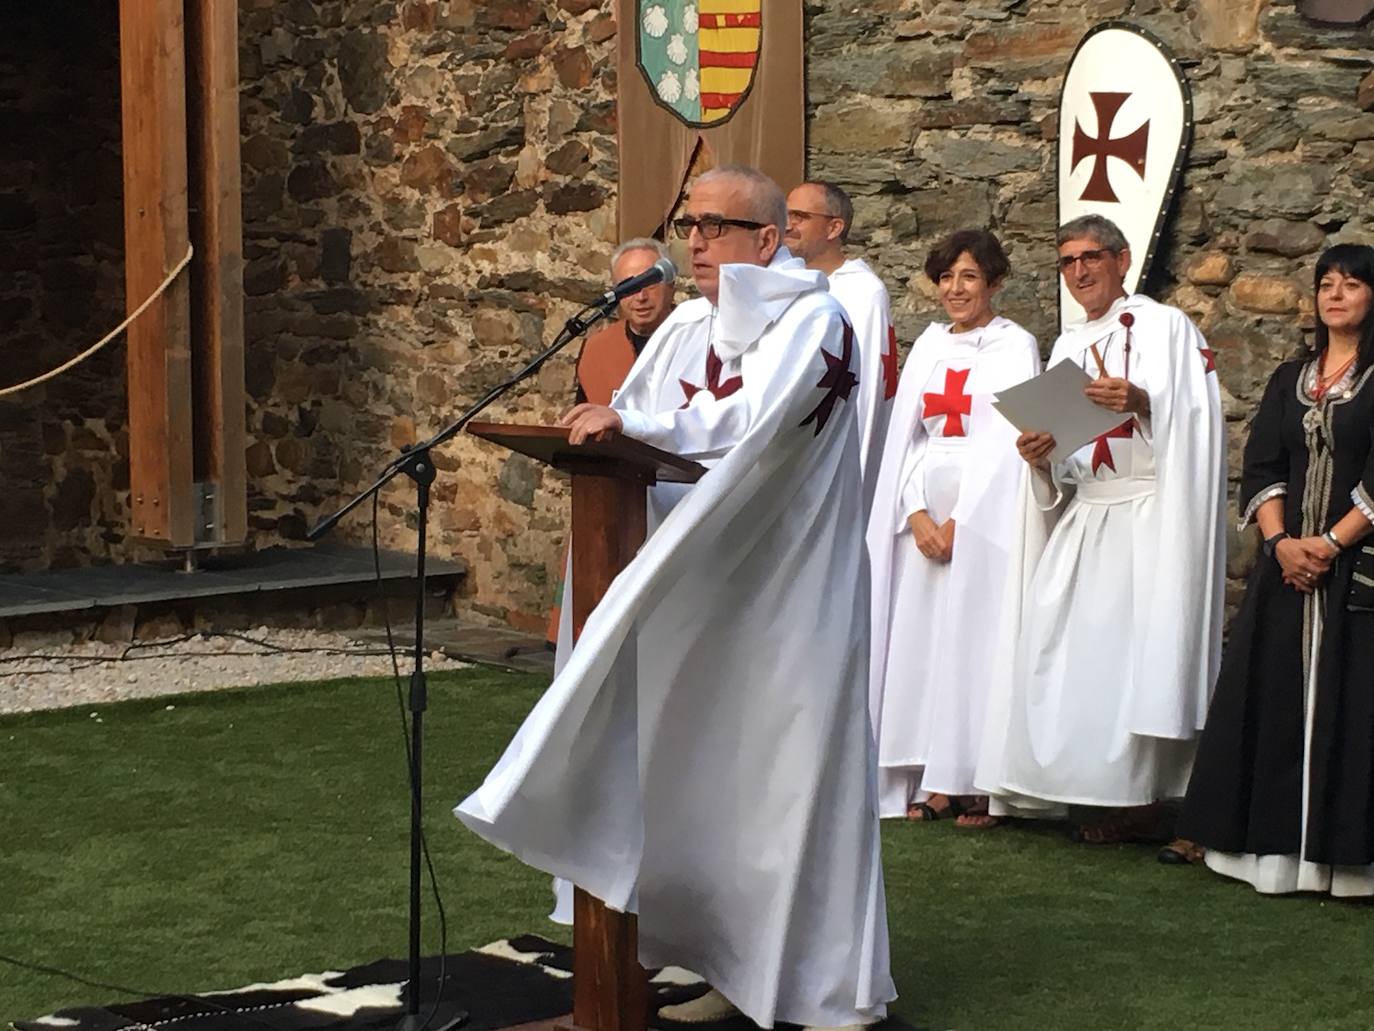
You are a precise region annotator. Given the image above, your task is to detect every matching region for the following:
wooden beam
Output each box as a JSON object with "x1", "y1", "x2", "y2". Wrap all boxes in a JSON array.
[
  {"x1": 119, "y1": 0, "x2": 195, "y2": 545},
  {"x1": 185, "y1": 0, "x2": 247, "y2": 544}
]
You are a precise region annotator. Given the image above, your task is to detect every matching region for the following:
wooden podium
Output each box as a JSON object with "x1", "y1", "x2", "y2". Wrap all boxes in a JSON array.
[{"x1": 467, "y1": 422, "x2": 705, "y2": 1031}]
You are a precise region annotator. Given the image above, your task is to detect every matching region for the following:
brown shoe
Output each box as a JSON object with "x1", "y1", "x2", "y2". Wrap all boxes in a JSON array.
[{"x1": 1071, "y1": 800, "x2": 1173, "y2": 845}]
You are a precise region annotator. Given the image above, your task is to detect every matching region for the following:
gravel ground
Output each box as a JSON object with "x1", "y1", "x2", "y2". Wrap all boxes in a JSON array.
[{"x1": 0, "y1": 628, "x2": 472, "y2": 715}]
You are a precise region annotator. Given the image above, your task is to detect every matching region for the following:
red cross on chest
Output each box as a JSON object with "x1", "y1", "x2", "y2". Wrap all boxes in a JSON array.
[
  {"x1": 1090, "y1": 419, "x2": 1134, "y2": 474},
  {"x1": 680, "y1": 346, "x2": 743, "y2": 407},
  {"x1": 922, "y1": 367, "x2": 973, "y2": 437}
]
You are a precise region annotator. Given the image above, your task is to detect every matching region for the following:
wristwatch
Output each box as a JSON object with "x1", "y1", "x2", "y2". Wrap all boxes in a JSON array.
[
  {"x1": 1263, "y1": 532, "x2": 1289, "y2": 558},
  {"x1": 1323, "y1": 528, "x2": 1344, "y2": 554}
]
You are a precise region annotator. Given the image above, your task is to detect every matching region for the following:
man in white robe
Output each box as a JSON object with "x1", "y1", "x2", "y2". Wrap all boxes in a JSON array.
[
  {"x1": 976, "y1": 214, "x2": 1226, "y2": 840},
  {"x1": 784, "y1": 180, "x2": 898, "y2": 500},
  {"x1": 456, "y1": 165, "x2": 894, "y2": 1031}
]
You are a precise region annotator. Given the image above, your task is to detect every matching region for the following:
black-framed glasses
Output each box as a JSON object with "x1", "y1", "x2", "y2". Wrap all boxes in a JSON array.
[
  {"x1": 671, "y1": 215, "x2": 767, "y2": 240},
  {"x1": 1058, "y1": 248, "x2": 1115, "y2": 273}
]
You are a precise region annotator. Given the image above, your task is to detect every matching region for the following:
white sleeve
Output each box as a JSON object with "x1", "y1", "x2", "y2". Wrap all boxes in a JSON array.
[{"x1": 617, "y1": 389, "x2": 752, "y2": 462}]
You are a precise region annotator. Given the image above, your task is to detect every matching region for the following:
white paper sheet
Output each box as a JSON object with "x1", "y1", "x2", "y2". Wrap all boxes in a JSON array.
[{"x1": 991, "y1": 359, "x2": 1134, "y2": 466}]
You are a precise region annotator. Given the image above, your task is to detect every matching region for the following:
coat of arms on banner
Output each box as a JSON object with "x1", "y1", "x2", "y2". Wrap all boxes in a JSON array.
[
  {"x1": 637, "y1": 0, "x2": 762, "y2": 128},
  {"x1": 1057, "y1": 22, "x2": 1192, "y2": 326}
]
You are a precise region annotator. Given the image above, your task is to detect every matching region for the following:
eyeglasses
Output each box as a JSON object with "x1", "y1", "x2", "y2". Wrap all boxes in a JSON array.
[
  {"x1": 786, "y1": 209, "x2": 835, "y2": 224},
  {"x1": 1058, "y1": 248, "x2": 1115, "y2": 273},
  {"x1": 671, "y1": 215, "x2": 768, "y2": 240}
]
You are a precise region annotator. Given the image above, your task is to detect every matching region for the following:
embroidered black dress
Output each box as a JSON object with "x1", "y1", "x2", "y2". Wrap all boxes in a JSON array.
[{"x1": 1179, "y1": 357, "x2": 1374, "y2": 895}]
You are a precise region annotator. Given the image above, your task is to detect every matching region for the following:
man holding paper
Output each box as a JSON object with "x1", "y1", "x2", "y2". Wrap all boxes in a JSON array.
[{"x1": 977, "y1": 214, "x2": 1226, "y2": 843}]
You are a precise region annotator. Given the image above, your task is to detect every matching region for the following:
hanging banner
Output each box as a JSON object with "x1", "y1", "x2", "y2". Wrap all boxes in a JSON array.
[
  {"x1": 617, "y1": 0, "x2": 803, "y2": 240},
  {"x1": 1057, "y1": 21, "x2": 1192, "y2": 326}
]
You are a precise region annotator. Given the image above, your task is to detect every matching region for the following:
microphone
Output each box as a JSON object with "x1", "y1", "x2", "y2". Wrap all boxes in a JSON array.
[{"x1": 600, "y1": 256, "x2": 676, "y2": 307}]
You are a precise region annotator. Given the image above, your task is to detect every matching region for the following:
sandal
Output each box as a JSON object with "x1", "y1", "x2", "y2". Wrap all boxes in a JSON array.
[
  {"x1": 954, "y1": 796, "x2": 1003, "y2": 829},
  {"x1": 1157, "y1": 838, "x2": 1206, "y2": 865},
  {"x1": 1071, "y1": 801, "x2": 1172, "y2": 845},
  {"x1": 906, "y1": 793, "x2": 966, "y2": 822}
]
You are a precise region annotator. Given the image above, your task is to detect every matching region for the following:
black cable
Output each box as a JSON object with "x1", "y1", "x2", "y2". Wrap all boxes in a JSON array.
[
  {"x1": 0, "y1": 951, "x2": 291, "y2": 1031},
  {"x1": 372, "y1": 491, "x2": 452, "y2": 1031},
  {"x1": 0, "y1": 632, "x2": 422, "y2": 679}
]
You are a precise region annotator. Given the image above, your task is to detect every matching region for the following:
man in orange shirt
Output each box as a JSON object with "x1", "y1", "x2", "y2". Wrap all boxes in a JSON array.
[
  {"x1": 574, "y1": 238, "x2": 677, "y2": 405},
  {"x1": 546, "y1": 238, "x2": 677, "y2": 649}
]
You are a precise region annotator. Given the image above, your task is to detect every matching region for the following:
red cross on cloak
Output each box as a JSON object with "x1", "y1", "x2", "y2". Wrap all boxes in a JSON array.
[
  {"x1": 922, "y1": 367, "x2": 973, "y2": 437},
  {"x1": 680, "y1": 346, "x2": 743, "y2": 408},
  {"x1": 1200, "y1": 346, "x2": 1216, "y2": 374},
  {"x1": 1071, "y1": 92, "x2": 1150, "y2": 204},
  {"x1": 800, "y1": 322, "x2": 859, "y2": 436},
  {"x1": 1090, "y1": 419, "x2": 1134, "y2": 474},
  {"x1": 882, "y1": 325, "x2": 900, "y2": 401}
]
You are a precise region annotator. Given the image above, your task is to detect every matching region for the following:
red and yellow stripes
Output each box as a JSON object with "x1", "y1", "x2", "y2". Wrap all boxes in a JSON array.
[{"x1": 698, "y1": 0, "x2": 761, "y2": 122}]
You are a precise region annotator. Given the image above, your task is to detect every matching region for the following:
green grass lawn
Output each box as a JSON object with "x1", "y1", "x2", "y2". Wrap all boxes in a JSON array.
[{"x1": 2, "y1": 668, "x2": 1371, "y2": 1030}]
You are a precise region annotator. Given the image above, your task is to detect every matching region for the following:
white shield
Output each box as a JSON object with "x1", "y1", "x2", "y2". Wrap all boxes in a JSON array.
[{"x1": 1057, "y1": 22, "x2": 1192, "y2": 326}]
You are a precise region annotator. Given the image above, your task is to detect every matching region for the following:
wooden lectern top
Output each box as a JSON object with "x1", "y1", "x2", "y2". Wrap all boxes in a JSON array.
[{"x1": 467, "y1": 422, "x2": 706, "y2": 485}]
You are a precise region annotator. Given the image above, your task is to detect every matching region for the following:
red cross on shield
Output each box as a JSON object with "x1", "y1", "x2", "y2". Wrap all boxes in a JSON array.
[{"x1": 1057, "y1": 23, "x2": 1192, "y2": 328}]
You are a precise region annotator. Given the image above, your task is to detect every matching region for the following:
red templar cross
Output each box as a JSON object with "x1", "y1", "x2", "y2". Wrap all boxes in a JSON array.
[
  {"x1": 800, "y1": 323, "x2": 859, "y2": 436},
  {"x1": 922, "y1": 367, "x2": 973, "y2": 437},
  {"x1": 882, "y1": 326, "x2": 900, "y2": 401},
  {"x1": 680, "y1": 346, "x2": 743, "y2": 407},
  {"x1": 1090, "y1": 419, "x2": 1134, "y2": 474},
  {"x1": 1071, "y1": 92, "x2": 1150, "y2": 204}
]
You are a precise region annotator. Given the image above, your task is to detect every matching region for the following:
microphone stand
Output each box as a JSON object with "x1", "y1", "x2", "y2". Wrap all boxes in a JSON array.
[{"x1": 307, "y1": 296, "x2": 619, "y2": 1031}]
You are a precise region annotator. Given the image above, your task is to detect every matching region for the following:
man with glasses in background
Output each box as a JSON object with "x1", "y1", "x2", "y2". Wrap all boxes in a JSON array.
[
  {"x1": 977, "y1": 214, "x2": 1227, "y2": 848},
  {"x1": 785, "y1": 181, "x2": 898, "y2": 503},
  {"x1": 459, "y1": 165, "x2": 894, "y2": 1031}
]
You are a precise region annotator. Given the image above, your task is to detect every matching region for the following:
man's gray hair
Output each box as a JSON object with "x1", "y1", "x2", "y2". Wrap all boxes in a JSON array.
[
  {"x1": 1057, "y1": 214, "x2": 1129, "y2": 253},
  {"x1": 692, "y1": 164, "x2": 787, "y2": 234},
  {"x1": 611, "y1": 237, "x2": 670, "y2": 272}
]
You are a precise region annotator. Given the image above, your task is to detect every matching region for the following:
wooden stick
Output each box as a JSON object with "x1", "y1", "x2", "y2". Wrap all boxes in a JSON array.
[{"x1": 1089, "y1": 343, "x2": 1109, "y2": 378}]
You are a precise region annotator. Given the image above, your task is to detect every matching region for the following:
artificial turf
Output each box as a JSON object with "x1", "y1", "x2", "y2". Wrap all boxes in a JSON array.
[{"x1": 2, "y1": 668, "x2": 1370, "y2": 1030}]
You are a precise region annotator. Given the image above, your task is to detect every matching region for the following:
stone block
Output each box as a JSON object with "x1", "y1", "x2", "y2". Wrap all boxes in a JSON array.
[
  {"x1": 1186, "y1": 251, "x2": 1236, "y2": 286},
  {"x1": 1230, "y1": 274, "x2": 1304, "y2": 315},
  {"x1": 1244, "y1": 219, "x2": 1327, "y2": 258},
  {"x1": 1191, "y1": 0, "x2": 1265, "y2": 51}
]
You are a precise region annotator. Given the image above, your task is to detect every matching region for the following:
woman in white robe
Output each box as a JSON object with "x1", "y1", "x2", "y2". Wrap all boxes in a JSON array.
[{"x1": 867, "y1": 229, "x2": 1040, "y2": 825}]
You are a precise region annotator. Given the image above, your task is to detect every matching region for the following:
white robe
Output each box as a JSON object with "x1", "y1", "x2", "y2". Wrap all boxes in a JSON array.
[
  {"x1": 976, "y1": 294, "x2": 1226, "y2": 810},
  {"x1": 548, "y1": 295, "x2": 726, "y2": 923},
  {"x1": 458, "y1": 253, "x2": 894, "y2": 1029},
  {"x1": 826, "y1": 258, "x2": 897, "y2": 505},
  {"x1": 866, "y1": 317, "x2": 1040, "y2": 814}
]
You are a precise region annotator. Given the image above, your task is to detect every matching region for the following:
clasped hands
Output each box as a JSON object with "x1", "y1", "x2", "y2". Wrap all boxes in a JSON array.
[
  {"x1": 1275, "y1": 536, "x2": 1339, "y2": 595},
  {"x1": 909, "y1": 511, "x2": 955, "y2": 562},
  {"x1": 559, "y1": 403, "x2": 622, "y2": 445},
  {"x1": 1015, "y1": 376, "x2": 1149, "y2": 470}
]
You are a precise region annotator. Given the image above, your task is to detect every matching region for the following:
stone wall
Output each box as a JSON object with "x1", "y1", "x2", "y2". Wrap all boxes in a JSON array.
[
  {"x1": 238, "y1": 0, "x2": 620, "y2": 632},
  {"x1": 4, "y1": 0, "x2": 1371, "y2": 629},
  {"x1": 0, "y1": 4, "x2": 133, "y2": 572}
]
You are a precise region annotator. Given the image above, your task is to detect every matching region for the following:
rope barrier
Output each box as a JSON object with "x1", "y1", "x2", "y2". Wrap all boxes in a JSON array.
[{"x1": 0, "y1": 242, "x2": 195, "y2": 399}]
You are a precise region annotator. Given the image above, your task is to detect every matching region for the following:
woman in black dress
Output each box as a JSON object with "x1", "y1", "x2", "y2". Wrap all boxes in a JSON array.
[{"x1": 1180, "y1": 243, "x2": 1374, "y2": 895}]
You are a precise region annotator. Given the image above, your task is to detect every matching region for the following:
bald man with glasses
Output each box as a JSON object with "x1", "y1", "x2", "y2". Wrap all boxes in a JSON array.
[
  {"x1": 463, "y1": 165, "x2": 895, "y2": 1031},
  {"x1": 785, "y1": 181, "x2": 897, "y2": 505},
  {"x1": 977, "y1": 213, "x2": 1226, "y2": 847}
]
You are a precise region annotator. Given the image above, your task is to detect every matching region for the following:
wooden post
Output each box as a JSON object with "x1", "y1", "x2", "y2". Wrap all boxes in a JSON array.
[
  {"x1": 566, "y1": 470, "x2": 650, "y2": 1031},
  {"x1": 185, "y1": 0, "x2": 247, "y2": 544},
  {"x1": 465, "y1": 423, "x2": 704, "y2": 1031},
  {"x1": 118, "y1": 0, "x2": 195, "y2": 546}
]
